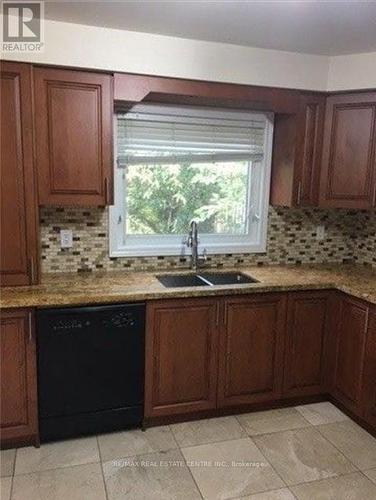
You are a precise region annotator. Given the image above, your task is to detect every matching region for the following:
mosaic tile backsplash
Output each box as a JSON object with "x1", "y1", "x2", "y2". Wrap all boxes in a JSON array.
[{"x1": 40, "y1": 206, "x2": 375, "y2": 273}]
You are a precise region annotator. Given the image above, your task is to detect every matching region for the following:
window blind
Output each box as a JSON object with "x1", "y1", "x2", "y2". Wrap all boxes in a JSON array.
[{"x1": 117, "y1": 105, "x2": 267, "y2": 167}]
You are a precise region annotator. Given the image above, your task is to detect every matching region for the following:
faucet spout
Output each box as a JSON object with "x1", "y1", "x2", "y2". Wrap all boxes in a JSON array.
[
  {"x1": 187, "y1": 220, "x2": 199, "y2": 271},
  {"x1": 186, "y1": 220, "x2": 207, "y2": 271}
]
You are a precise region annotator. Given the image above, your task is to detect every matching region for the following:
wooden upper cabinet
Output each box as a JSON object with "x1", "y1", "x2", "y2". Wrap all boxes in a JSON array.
[
  {"x1": 270, "y1": 93, "x2": 325, "y2": 207},
  {"x1": 0, "y1": 62, "x2": 39, "y2": 286},
  {"x1": 34, "y1": 67, "x2": 113, "y2": 206},
  {"x1": 362, "y1": 307, "x2": 376, "y2": 428},
  {"x1": 145, "y1": 298, "x2": 219, "y2": 418},
  {"x1": 319, "y1": 92, "x2": 376, "y2": 209},
  {"x1": 332, "y1": 295, "x2": 368, "y2": 415},
  {"x1": 295, "y1": 94, "x2": 326, "y2": 206},
  {"x1": 283, "y1": 291, "x2": 330, "y2": 398},
  {"x1": 0, "y1": 309, "x2": 38, "y2": 447},
  {"x1": 217, "y1": 294, "x2": 287, "y2": 407}
]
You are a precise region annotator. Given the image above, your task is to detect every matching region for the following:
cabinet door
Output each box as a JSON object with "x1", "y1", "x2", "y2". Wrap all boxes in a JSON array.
[
  {"x1": 320, "y1": 93, "x2": 376, "y2": 209},
  {"x1": 0, "y1": 62, "x2": 38, "y2": 285},
  {"x1": 332, "y1": 296, "x2": 368, "y2": 415},
  {"x1": 145, "y1": 298, "x2": 219, "y2": 418},
  {"x1": 283, "y1": 291, "x2": 330, "y2": 397},
  {"x1": 362, "y1": 308, "x2": 376, "y2": 428},
  {"x1": 294, "y1": 94, "x2": 325, "y2": 206},
  {"x1": 34, "y1": 68, "x2": 113, "y2": 206},
  {"x1": 0, "y1": 309, "x2": 38, "y2": 447},
  {"x1": 270, "y1": 93, "x2": 325, "y2": 207},
  {"x1": 218, "y1": 294, "x2": 286, "y2": 407}
]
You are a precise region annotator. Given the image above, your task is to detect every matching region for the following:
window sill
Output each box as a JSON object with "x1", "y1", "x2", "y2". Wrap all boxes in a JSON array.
[{"x1": 109, "y1": 242, "x2": 266, "y2": 258}]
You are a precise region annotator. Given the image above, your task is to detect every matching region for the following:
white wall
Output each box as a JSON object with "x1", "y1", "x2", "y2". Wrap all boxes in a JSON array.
[
  {"x1": 1, "y1": 16, "x2": 375, "y2": 91},
  {"x1": 1, "y1": 16, "x2": 329, "y2": 90},
  {"x1": 327, "y1": 52, "x2": 376, "y2": 91}
]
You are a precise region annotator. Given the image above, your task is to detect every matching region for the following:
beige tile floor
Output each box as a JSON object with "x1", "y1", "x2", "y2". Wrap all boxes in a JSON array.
[{"x1": 1, "y1": 402, "x2": 376, "y2": 500}]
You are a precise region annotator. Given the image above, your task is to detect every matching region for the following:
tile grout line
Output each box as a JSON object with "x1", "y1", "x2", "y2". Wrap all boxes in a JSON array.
[
  {"x1": 10, "y1": 458, "x2": 101, "y2": 479},
  {"x1": 229, "y1": 486, "x2": 300, "y2": 500},
  {"x1": 96, "y1": 435, "x2": 110, "y2": 500},
  {"x1": 234, "y1": 411, "x2": 314, "y2": 438},
  {"x1": 12, "y1": 449, "x2": 17, "y2": 478},
  {"x1": 286, "y1": 470, "x2": 369, "y2": 489},
  {"x1": 246, "y1": 433, "x2": 290, "y2": 491},
  {"x1": 168, "y1": 424, "x2": 205, "y2": 500},
  {"x1": 9, "y1": 448, "x2": 16, "y2": 499},
  {"x1": 288, "y1": 487, "x2": 299, "y2": 500},
  {"x1": 293, "y1": 406, "x2": 331, "y2": 427},
  {"x1": 8, "y1": 475, "x2": 14, "y2": 500},
  {"x1": 313, "y1": 423, "x2": 364, "y2": 473},
  {"x1": 358, "y1": 468, "x2": 376, "y2": 487},
  {"x1": 170, "y1": 421, "x2": 254, "y2": 449}
]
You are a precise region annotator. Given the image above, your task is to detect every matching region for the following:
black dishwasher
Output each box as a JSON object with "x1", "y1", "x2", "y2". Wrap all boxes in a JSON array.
[{"x1": 36, "y1": 303, "x2": 145, "y2": 442}]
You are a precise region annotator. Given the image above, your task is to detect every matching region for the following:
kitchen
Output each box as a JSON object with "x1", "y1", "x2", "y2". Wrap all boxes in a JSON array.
[{"x1": 1, "y1": 1, "x2": 376, "y2": 499}]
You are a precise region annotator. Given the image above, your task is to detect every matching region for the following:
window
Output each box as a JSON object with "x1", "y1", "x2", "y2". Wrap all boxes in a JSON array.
[{"x1": 110, "y1": 104, "x2": 274, "y2": 257}]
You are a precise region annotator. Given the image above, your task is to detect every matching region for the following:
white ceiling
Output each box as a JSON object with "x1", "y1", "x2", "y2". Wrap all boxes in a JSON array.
[{"x1": 44, "y1": 1, "x2": 376, "y2": 56}]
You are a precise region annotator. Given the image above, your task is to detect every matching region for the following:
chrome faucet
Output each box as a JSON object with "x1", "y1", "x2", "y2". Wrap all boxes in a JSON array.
[{"x1": 186, "y1": 220, "x2": 207, "y2": 271}]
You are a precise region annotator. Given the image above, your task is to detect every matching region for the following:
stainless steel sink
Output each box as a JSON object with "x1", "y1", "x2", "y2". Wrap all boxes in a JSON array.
[
  {"x1": 199, "y1": 271, "x2": 258, "y2": 285},
  {"x1": 156, "y1": 274, "x2": 208, "y2": 288},
  {"x1": 156, "y1": 271, "x2": 258, "y2": 288}
]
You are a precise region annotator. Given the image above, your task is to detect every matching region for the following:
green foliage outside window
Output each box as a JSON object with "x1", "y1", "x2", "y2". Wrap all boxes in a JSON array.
[{"x1": 125, "y1": 162, "x2": 249, "y2": 236}]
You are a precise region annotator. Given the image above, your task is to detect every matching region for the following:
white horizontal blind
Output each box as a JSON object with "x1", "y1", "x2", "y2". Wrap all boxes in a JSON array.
[{"x1": 117, "y1": 104, "x2": 267, "y2": 167}]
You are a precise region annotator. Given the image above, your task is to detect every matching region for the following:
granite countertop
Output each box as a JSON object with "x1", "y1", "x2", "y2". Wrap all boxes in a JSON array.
[{"x1": 1, "y1": 264, "x2": 375, "y2": 309}]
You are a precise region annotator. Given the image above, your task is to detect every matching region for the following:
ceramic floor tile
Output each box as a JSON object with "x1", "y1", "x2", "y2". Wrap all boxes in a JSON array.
[
  {"x1": 232, "y1": 487, "x2": 296, "y2": 499},
  {"x1": 0, "y1": 476, "x2": 12, "y2": 500},
  {"x1": 237, "y1": 408, "x2": 310, "y2": 436},
  {"x1": 181, "y1": 437, "x2": 284, "y2": 499},
  {"x1": 363, "y1": 468, "x2": 376, "y2": 484},
  {"x1": 14, "y1": 436, "x2": 100, "y2": 475},
  {"x1": 102, "y1": 448, "x2": 201, "y2": 500},
  {"x1": 317, "y1": 420, "x2": 376, "y2": 470},
  {"x1": 171, "y1": 416, "x2": 246, "y2": 447},
  {"x1": 0, "y1": 449, "x2": 15, "y2": 477},
  {"x1": 290, "y1": 471, "x2": 376, "y2": 500},
  {"x1": 253, "y1": 427, "x2": 355, "y2": 486},
  {"x1": 11, "y1": 463, "x2": 106, "y2": 500},
  {"x1": 295, "y1": 402, "x2": 349, "y2": 425},
  {"x1": 98, "y1": 425, "x2": 178, "y2": 461}
]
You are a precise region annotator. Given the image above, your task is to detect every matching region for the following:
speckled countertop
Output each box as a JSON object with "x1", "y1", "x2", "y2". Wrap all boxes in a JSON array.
[{"x1": 1, "y1": 264, "x2": 375, "y2": 309}]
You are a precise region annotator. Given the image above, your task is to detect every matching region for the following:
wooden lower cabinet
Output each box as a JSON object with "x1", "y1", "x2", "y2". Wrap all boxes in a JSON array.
[
  {"x1": 0, "y1": 309, "x2": 38, "y2": 447},
  {"x1": 217, "y1": 294, "x2": 287, "y2": 407},
  {"x1": 145, "y1": 298, "x2": 219, "y2": 417},
  {"x1": 283, "y1": 291, "x2": 330, "y2": 397},
  {"x1": 362, "y1": 307, "x2": 376, "y2": 428},
  {"x1": 145, "y1": 294, "x2": 288, "y2": 418},
  {"x1": 332, "y1": 295, "x2": 368, "y2": 416},
  {"x1": 1, "y1": 292, "x2": 374, "y2": 437}
]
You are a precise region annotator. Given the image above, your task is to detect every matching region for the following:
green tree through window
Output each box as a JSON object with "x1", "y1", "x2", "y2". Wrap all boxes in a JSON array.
[{"x1": 125, "y1": 161, "x2": 249, "y2": 236}]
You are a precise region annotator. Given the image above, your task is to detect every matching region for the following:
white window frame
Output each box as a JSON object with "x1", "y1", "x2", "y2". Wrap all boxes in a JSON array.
[{"x1": 109, "y1": 106, "x2": 274, "y2": 258}]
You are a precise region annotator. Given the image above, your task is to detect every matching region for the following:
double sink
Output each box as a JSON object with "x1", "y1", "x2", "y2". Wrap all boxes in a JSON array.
[{"x1": 157, "y1": 271, "x2": 258, "y2": 288}]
